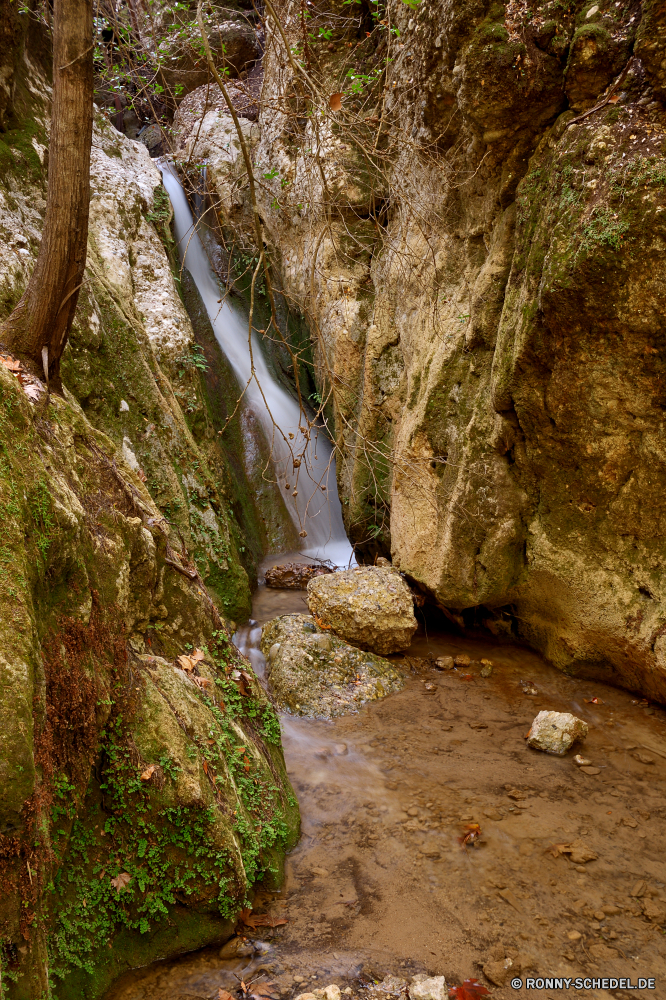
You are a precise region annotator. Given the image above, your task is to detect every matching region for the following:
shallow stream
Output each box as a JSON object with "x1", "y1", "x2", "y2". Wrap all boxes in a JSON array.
[{"x1": 106, "y1": 558, "x2": 666, "y2": 1000}]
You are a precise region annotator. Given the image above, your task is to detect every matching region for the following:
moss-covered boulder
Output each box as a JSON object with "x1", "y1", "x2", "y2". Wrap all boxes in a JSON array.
[
  {"x1": 0, "y1": 368, "x2": 298, "y2": 1000},
  {"x1": 260, "y1": 614, "x2": 404, "y2": 717}
]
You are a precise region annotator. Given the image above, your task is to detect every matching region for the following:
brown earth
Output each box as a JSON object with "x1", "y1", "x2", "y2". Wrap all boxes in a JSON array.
[{"x1": 105, "y1": 581, "x2": 666, "y2": 1000}]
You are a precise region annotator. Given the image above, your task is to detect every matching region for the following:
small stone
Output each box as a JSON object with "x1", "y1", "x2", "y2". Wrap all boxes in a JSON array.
[
  {"x1": 482, "y1": 958, "x2": 513, "y2": 987},
  {"x1": 323, "y1": 987, "x2": 342, "y2": 1000},
  {"x1": 586, "y1": 4, "x2": 599, "y2": 16},
  {"x1": 454, "y1": 654, "x2": 471, "y2": 667},
  {"x1": 580, "y1": 766, "x2": 601, "y2": 775},
  {"x1": 435, "y1": 656, "x2": 454, "y2": 670},
  {"x1": 573, "y1": 754, "x2": 592, "y2": 766},
  {"x1": 407, "y1": 806, "x2": 419, "y2": 816},
  {"x1": 575, "y1": 865, "x2": 587, "y2": 873},
  {"x1": 119, "y1": 398, "x2": 130, "y2": 412},
  {"x1": 633, "y1": 752, "x2": 655, "y2": 764},
  {"x1": 480, "y1": 663, "x2": 493, "y2": 677},
  {"x1": 526, "y1": 711, "x2": 588, "y2": 755},
  {"x1": 567, "y1": 930, "x2": 582, "y2": 941},
  {"x1": 311, "y1": 866, "x2": 329, "y2": 877},
  {"x1": 219, "y1": 935, "x2": 255, "y2": 959},
  {"x1": 334, "y1": 743, "x2": 348, "y2": 755},
  {"x1": 630, "y1": 880, "x2": 647, "y2": 898},
  {"x1": 410, "y1": 976, "x2": 448, "y2": 1000},
  {"x1": 593, "y1": 910, "x2": 605, "y2": 921}
]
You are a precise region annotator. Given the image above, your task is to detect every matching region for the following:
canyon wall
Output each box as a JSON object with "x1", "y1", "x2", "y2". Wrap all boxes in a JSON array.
[{"x1": 190, "y1": 0, "x2": 666, "y2": 701}]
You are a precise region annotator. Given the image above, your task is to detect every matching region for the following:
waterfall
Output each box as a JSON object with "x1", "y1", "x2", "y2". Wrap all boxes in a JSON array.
[{"x1": 159, "y1": 163, "x2": 354, "y2": 568}]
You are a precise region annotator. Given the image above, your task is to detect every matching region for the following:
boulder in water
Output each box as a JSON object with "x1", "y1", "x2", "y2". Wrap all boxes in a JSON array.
[
  {"x1": 526, "y1": 710, "x2": 588, "y2": 755},
  {"x1": 260, "y1": 614, "x2": 405, "y2": 717},
  {"x1": 264, "y1": 561, "x2": 333, "y2": 590},
  {"x1": 306, "y1": 566, "x2": 417, "y2": 655}
]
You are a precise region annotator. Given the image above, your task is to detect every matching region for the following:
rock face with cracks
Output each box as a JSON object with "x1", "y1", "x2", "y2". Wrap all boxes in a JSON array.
[
  {"x1": 306, "y1": 567, "x2": 417, "y2": 655},
  {"x1": 189, "y1": 0, "x2": 666, "y2": 703},
  {"x1": 526, "y1": 710, "x2": 589, "y2": 755},
  {"x1": 260, "y1": 614, "x2": 405, "y2": 718}
]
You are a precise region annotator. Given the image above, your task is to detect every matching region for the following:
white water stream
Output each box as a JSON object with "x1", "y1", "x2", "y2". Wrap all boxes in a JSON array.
[{"x1": 159, "y1": 163, "x2": 353, "y2": 567}]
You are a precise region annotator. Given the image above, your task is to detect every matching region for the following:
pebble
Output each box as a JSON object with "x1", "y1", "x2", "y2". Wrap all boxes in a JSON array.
[
  {"x1": 580, "y1": 766, "x2": 601, "y2": 775},
  {"x1": 573, "y1": 754, "x2": 592, "y2": 766},
  {"x1": 567, "y1": 930, "x2": 582, "y2": 941},
  {"x1": 454, "y1": 654, "x2": 470, "y2": 667},
  {"x1": 435, "y1": 656, "x2": 454, "y2": 670}
]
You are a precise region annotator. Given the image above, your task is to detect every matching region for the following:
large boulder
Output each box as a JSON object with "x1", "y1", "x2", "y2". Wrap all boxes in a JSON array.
[
  {"x1": 306, "y1": 566, "x2": 417, "y2": 655},
  {"x1": 260, "y1": 614, "x2": 405, "y2": 717}
]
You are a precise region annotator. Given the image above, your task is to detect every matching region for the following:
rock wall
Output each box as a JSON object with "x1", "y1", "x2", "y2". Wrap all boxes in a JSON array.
[
  {"x1": 190, "y1": 0, "x2": 666, "y2": 701},
  {"x1": 0, "y1": 16, "x2": 299, "y2": 999}
]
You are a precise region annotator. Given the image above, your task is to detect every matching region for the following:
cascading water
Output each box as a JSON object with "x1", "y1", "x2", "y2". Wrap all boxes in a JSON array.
[{"x1": 159, "y1": 162, "x2": 353, "y2": 567}]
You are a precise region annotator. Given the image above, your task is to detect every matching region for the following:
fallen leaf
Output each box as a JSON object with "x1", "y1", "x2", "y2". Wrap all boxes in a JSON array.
[
  {"x1": 191, "y1": 648, "x2": 206, "y2": 662},
  {"x1": 177, "y1": 654, "x2": 195, "y2": 672},
  {"x1": 0, "y1": 356, "x2": 21, "y2": 373},
  {"x1": 193, "y1": 675, "x2": 213, "y2": 690},
  {"x1": 140, "y1": 764, "x2": 156, "y2": 781},
  {"x1": 449, "y1": 978, "x2": 491, "y2": 1000},
  {"x1": 238, "y1": 907, "x2": 288, "y2": 930},
  {"x1": 249, "y1": 983, "x2": 280, "y2": 1000},
  {"x1": 329, "y1": 92, "x2": 343, "y2": 111},
  {"x1": 218, "y1": 991, "x2": 235, "y2": 1000},
  {"x1": 23, "y1": 384, "x2": 43, "y2": 402},
  {"x1": 202, "y1": 759, "x2": 209, "y2": 774},
  {"x1": 459, "y1": 822, "x2": 482, "y2": 849},
  {"x1": 546, "y1": 842, "x2": 571, "y2": 859},
  {"x1": 110, "y1": 872, "x2": 131, "y2": 892}
]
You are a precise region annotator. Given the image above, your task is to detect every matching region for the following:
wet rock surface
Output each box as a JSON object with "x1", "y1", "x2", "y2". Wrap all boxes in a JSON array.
[
  {"x1": 265, "y1": 563, "x2": 334, "y2": 590},
  {"x1": 260, "y1": 614, "x2": 405, "y2": 718},
  {"x1": 306, "y1": 567, "x2": 417, "y2": 655}
]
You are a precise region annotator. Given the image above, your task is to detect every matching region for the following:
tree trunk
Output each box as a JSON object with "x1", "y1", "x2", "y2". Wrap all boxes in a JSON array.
[{"x1": 0, "y1": 0, "x2": 93, "y2": 390}]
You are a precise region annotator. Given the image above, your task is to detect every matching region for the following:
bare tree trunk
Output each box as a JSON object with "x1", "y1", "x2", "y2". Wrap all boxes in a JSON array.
[{"x1": 0, "y1": 0, "x2": 93, "y2": 390}]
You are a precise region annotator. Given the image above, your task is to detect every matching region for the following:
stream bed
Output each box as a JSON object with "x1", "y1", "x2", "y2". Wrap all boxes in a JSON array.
[{"x1": 106, "y1": 564, "x2": 666, "y2": 1000}]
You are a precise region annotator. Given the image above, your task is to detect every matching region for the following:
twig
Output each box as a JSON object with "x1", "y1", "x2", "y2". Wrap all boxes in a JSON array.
[{"x1": 564, "y1": 57, "x2": 634, "y2": 130}]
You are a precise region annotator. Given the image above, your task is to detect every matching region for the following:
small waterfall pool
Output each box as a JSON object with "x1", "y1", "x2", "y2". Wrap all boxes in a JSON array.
[{"x1": 159, "y1": 162, "x2": 353, "y2": 569}]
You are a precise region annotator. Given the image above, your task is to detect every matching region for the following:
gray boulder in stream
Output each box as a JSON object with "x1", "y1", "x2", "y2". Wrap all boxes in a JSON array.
[
  {"x1": 306, "y1": 566, "x2": 418, "y2": 655},
  {"x1": 261, "y1": 615, "x2": 405, "y2": 718}
]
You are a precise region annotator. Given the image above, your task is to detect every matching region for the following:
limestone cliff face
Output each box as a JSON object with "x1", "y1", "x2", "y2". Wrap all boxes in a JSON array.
[
  {"x1": 191, "y1": 0, "x2": 666, "y2": 700},
  {"x1": 0, "y1": 20, "x2": 299, "y2": 999}
]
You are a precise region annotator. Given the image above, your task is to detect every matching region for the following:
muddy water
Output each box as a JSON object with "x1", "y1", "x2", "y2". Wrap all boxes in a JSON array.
[{"x1": 106, "y1": 574, "x2": 666, "y2": 1000}]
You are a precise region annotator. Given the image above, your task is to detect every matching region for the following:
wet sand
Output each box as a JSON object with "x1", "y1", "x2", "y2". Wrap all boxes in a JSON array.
[{"x1": 105, "y1": 577, "x2": 666, "y2": 1000}]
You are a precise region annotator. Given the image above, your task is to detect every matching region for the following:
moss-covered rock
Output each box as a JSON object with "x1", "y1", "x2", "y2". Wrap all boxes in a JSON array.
[
  {"x1": 0, "y1": 367, "x2": 298, "y2": 999},
  {"x1": 260, "y1": 614, "x2": 405, "y2": 717}
]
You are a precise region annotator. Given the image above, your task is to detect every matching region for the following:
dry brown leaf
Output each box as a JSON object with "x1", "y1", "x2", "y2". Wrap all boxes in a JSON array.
[
  {"x1": 177, "y1": 654, "x2": 195, "y2": 672},
  {"x1": 202, "y1": 759, "x2": 209, "y2": 774},
  {"x1": 546, "y1": 842, "x2": 571, "y2": 858},
  {"x1": 238, "y1": 907, "x2": 288, "y2": 930},
  {"x1": 1, "y1": 356, "x2": 21, "y2": 373},
  {"x1": 110, "y1": 872, "x2": 131, "y2": 892},
  {"x1": 218, "y1": 991, "x2": 234, "y2": 1000},
  {"x1": 329, "y1": 92, "x2": 343, "y2": 112},
  {"x1": 140, "y1": 764, "x2": 156, "y2": 781},
  {"x1": 249, "y1": 983, "x2": 280, "y2": 1000},
  {"x1": 191, "y1": 648, "x2": 206, "y2": 662},
  {"x1": 193, "y1": 675, "x2": 213, "y2": 690}
]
